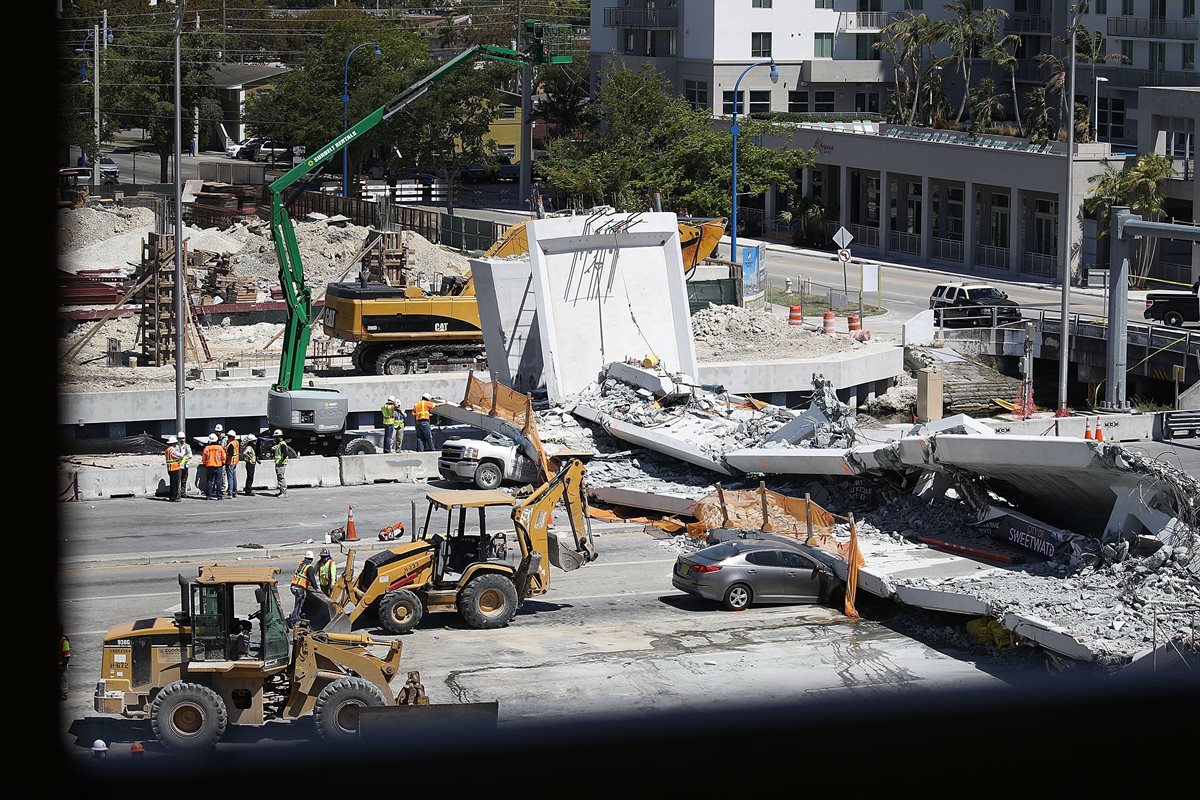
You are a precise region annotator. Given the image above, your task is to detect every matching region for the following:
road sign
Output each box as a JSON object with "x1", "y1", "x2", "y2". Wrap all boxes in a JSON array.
[
  {"x1": 832, "y1": 226, "x2": 854, "y2": 249},
  {"x1": 837, "y1": 249, "x2": 852, "y2": 263}
]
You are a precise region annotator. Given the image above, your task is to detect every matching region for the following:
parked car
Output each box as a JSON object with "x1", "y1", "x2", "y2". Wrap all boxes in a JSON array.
[
  {"x1": 77, "y1": 154, "x2": 120, "y2": 184},
  {"x1": 226, "y1": 136, "x2": 262, "y2": 159},
  {"x1": 929, "y1": 281, "x2": 1023, "y2": 328},
  {"x1": 671, "y1": 537, "x2": 846, "y2": 611},
  {"x1": 1144, "y1": 280, "x2": 1199, "y2": 328},
  {"x1": 249, "y1": 139, "x2": 290, "y2": 163}
]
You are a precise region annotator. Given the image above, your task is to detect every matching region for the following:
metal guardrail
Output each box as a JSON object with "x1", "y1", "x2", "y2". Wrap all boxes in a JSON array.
[
  {"x1": 1107, "y1": 17, "x2": 1199, "y2": 41},
  {"x1": 603, "y1": 7, "x2": 678, "y2": 28},
  {"x1": 848, "y1": 223, "x2": 880, "y2": 248},
  {"x1": 932, "y1": 237, "x2": 964, "y2": 263},
  {"x1": 838, "y1": 11, "x2": 892, "y2": 31},
  {"x1": 1022, "y1": 251, "x2": 1058, "y2": 278},
  {"x1": 890, "y1": 230, "x2": 921, "y2": 255},
  {"x1": 975, "y1": 243, "x2": 1010, "y2": 270}
]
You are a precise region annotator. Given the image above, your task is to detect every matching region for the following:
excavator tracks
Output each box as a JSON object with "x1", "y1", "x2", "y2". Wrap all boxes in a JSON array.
[{"x1": 355, "y1": 342, "x2": 488, "y2": 376}]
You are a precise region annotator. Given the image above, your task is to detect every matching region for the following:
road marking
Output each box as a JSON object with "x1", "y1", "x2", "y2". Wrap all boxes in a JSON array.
[{"x1": 588, "y1": 559, "x2": 674, "y2": 568}]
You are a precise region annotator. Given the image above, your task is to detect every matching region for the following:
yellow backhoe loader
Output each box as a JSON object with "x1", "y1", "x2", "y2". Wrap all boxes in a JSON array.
[
  {"x1": 328, "y1": 458, "x2": 597, "y2": 634},
  {"x1": 93, "y1": 564, "x2": 446, "y2": 752}
]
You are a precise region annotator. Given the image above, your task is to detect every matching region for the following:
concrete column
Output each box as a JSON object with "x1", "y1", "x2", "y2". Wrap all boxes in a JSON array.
[
  {"x1": 839, "y1": 164, "x2": 850, "y2": 231},
  {"x1": 917, "y1": 368, "x2": 943, "y2": 422},
  {"x1": 963, "y1": 180, "x2": 975, "y2": 271},
  {"x1": 879, "y1": 169, "x2": 890, "y2": 257},
  {"x1": 920, "y1": 174, "x2": 931, "y2": 263},
  {"x1": 801, "y1": 167, "x2": 813, "y2": 198},
  {"x1": 1009, "y1": 187, "x2": 1023, "y2": 275},
  {"x1": 765, "y1": 187, "x2": 777, "y2": 232}
]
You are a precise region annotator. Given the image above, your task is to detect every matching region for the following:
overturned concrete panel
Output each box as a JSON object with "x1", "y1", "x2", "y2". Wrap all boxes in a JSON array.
[
  {"x1": 469, "y1": 257, "x2": 544, "y2": 395},
  {"x1": 528, "y1": 213, "x2": 698, "y2": 405},
  {"x1": 723, "y1": 448, "x2": 859, "y2": 476},
  {"x1": 604, "y1": 361, "x2": 680, "y2": 398},
  {"x1": 572, "y1": 403, "x2": 735, "y2": 475},
  {"x1": 892, "y1": 585, "x2": 992, "y2": 616},
  {"x1": 431, "y1": 402, "x2": 542, "y2": 468}
]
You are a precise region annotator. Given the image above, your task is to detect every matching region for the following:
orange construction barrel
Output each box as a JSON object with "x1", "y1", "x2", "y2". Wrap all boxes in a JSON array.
[
  {"x1": 822, "y1": 310, "x2": 836, "y2": 335},
  {"x1": 848, "y1": 314, "x2": 861, "y2": 332},
  {"x1": 789, "y1": 305, "x2": 803, "y2": 326}
]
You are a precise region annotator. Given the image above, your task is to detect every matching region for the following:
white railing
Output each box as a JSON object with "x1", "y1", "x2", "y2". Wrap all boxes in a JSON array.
[
  {"x1": 931, "y1": 236, "x2": 963, "y2": 262},
  {"x1": 890, "y1": 230, "x2": 921, "y2": 254},
  {"x1": 975, "y1": 243, "x2": 1010, "y2": 270}
]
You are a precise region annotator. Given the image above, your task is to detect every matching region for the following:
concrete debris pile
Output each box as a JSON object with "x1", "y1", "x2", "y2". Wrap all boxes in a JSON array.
[
  {"x1": 906, "y1": 345, "x2": 1020, "y2": 415},
  {"x1": 57, "y1": 205, "x2": 157, "y2": 253},
  {"x1": 1097, "y1": 443, "x2": 1200, "y2": 549},
  {"x1": 402, "y1": 230, "x2": 471, "y2": 279},
  {"x1": 222, "y1": 219, "x2": 370, "y2": 288},
  {"x1": 690, "y1": 303, "x2": 866, "y2": 361},
  {"x1": 862, "y1": 374, "x2": 917, "y2": 421},
  {"x1": 761, "y1": 374, "x2": 861, "y2": 449}
]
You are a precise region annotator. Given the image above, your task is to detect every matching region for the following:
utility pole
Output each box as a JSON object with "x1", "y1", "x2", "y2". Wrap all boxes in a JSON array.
[
  {"x1": 517, "y1": 0, "x2": 533, "y2": 210},
  {"x1": 101, "y1": 9, "x2": 107, "y2": 49},
  {"x1": 193, "y1": 12, "x2": 200, "y2": 159},
  {"x1": 1057, "y1": 6, "x2": 1081, "y2": 416},
  {"x1": 93, "y1": 24, "x2": 100, "y2": 187},
  {"x1": 174, "y1": 2, "x2": 189, "y2": 434},
  {"x1": 221, "y1": 0, "x2": 226, "y2": 64}
]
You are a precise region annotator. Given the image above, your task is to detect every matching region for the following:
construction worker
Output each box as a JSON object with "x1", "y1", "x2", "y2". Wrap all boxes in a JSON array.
[
  {"x1": 315, "y1": 547, "x2": 337, "y2": 596},
  {"x1": 164, "y1": 435, "x2": 181, "y2": 501},
  {"x1": 202, "y1": 434, "x2": 228, "y2": 500},
  {"x1": 390, "y1": 399, "x2": 405, "y2": 452},
  {"x1": 381, "y1": 396, "x2": 399, "y2": 453},
  {"x1": 175, "y1": 432, "x2": 193, "y2": 499},
  {"x1": 286, "y1": 550, "x2": 322, "y2": 629},
  {"x1": 59, "y1": 625, "x2": 70, "y2": 701},
  {"x1": 92, "y1": 739, "x2": 108, "y2": 760},
  {"x1": 224, "y1": 430, "x2": 241, "y2": 499},
  {"x1": 242, "y1": 436, "x2": 257, "y2": 496},
  {"x1": 412, "y1": 393, "x2": 437, "y2": 452},
  {"x1": 271, "y1": 430, "x2": 296, "y2": 499}
]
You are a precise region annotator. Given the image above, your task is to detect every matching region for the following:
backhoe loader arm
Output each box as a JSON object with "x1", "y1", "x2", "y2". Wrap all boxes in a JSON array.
[{"x1": 512, "y1": 459, "x2": 598, "y2": 586}]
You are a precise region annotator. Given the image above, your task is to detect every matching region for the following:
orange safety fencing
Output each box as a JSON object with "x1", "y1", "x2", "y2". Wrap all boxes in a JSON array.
[
  {"x1": 460, "y1": 371, "x2": 550, "y2": 482},
  {"x1": 587, "y1": 506, "x2": 690, "y2": 534}
]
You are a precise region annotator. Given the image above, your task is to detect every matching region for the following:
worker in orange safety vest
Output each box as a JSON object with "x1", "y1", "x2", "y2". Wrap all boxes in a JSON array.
[
  {"x1": 202, "y1": 434, "x2": 228, "y2": 500},
  {"x1": 412, "y1": 393, "x2": 437, "y2": 452}
]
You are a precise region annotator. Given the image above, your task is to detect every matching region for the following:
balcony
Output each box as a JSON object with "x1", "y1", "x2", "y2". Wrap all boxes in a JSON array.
[
  {"x1": 1107, "y1": 17, "x2": 1199, "y2": 41},
  {"x1": 1107, "y1": 68, "x2": 1200, "y2": 88},
  {"x1": 890, "y1": 230, "x2": 921, "y2": 255},
  {"x1": 837, "y1": 12, "x2": 894, "y2": 33},
  {"x1": 603, "y1": 7, "x2": 678, "y2": 29},
  {"x1": 1006, "y1": 14, "x2": 1051, "y2": 34},
  {"x1": 1171, "y1": 158, "x2": 1196, "y2": 180}
]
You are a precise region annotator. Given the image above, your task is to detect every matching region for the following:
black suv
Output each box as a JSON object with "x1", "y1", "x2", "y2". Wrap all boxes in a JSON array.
[{"x1": 929, "y1": 282, "x2": 1023, "y2": 327}]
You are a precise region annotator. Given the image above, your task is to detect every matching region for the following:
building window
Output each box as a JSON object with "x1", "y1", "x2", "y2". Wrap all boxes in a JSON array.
[
  {"x1": 748, "y1": 90, "x2": 772, "y2": 114},
  {"x1": 814, "y1": 32, "x2": 834, "y2": 58},
  {"x1": 668, "y1": 30, "x2": 677, "y2": 56},
  {"x1": 1100, "y1": 97, "x2": 1126, "y2": 140},
  {"x1": 856, "y1": 34, "x2": 881, "y2": 60},
  {"x1": 1151, "y1": 0, "x2": 1166, "y2": 18},
  {"x1": 1160, "y1": 115, "x2": 1196, "y2": 158},
  {"x1": 499, "y1": 106, "x2": 516, "y2": 119},
  {"x1": 814, "y1": 91, "x2": 835, "y2": 112},
  {"x1": 1149, "y1": 41, "x2": 1166, "y2": 70},
  {"x1": 854, "y1": 91, "x2": 880, "y2": 113},
  {"x1": 497, "y1": 145, "x2": 516, "y2": 160},
  {"x1": 752, "y1": 0, "x2": 773, "y2": 7},
  {"x1": 1120, "y1": 39, "x2": 1133, "y2": 64},
  {"x1": 723, "y1": 90, "x2": 746, "y2": 115},
  {"x1": 815, "y1": 0, "x2": 834, "y2": 8},
  {"x1": 788, "y1": 91, "x2": 810, "y2": 112},
  {"x1": 1186, "y1": 0, "x2": 1196, "y2": 18},
  {"x1": 685, "y1": 80, "x2": 710, "y2": 112},
  {"x1": 866, "y1": 176, "x2": 879, "y2": 224},
  {"x1": 624, "y1": 30, "x2": 635, "y2": 54},
  {"x1": 1121, "y1": 0, "x2": 1133, "y2": 14},
  {"x1": 1095, "y1": 0, "x2": 1107, "y2": 13},
  {"x1": 1184, "y1": 43, "x2": 1196, "y2": 70},
  {"x1": 751, "y1": 32, "x2": 772, "y2": 58}
]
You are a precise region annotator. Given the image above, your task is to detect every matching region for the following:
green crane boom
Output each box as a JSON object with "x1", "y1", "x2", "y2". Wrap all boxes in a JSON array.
[{"x1": 264, "y1": 22, "x2": 572, "y2": 451}]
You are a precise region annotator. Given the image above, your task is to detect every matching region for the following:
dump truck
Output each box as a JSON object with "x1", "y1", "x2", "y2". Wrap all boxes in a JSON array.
[
  {"x1": 329, "y1": 458, "x2": 597, "y2": 634},
  {"x1": 92, "y1": 564, "x2": 445, "y2": 752}
]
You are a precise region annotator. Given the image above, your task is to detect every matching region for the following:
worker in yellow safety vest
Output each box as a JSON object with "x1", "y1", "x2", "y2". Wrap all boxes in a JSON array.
[
  {"x1": 381, "y1": 396, "x2": 399, "y2": 453},
  {"x1": 315, "y1": 548, "x2": 337, "y2": 595},
  {"x1": 286, "y1": 550, "x2": 323, "y2": 629},
  {"x1": 164, "y1": 435, "x2": 183, "y2": 502},
  {"x1": 412, "y1": 393, "x2": 437, "y2": 452},
  {"x1": 224, "y1": 430, "x2": 241, "y2": 499}
]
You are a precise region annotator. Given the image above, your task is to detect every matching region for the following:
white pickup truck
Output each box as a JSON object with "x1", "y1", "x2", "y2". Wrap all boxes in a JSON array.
[{"x1": 437, "y1": 433, "x2": 540, "y2": 489}]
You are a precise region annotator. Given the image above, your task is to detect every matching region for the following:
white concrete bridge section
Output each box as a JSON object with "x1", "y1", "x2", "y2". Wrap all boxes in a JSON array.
[
  {"x1": 697, "y1": 347, "x2": 904, "y2": 408},
  {"x1": 60, "y1": 372, "x2": 472, "y2": 435},
  {"x1": 571, "y1": 403, "x2": 736, "y2": 476},
  {"x1": 724, "y1": 448, "x2": 860, "y2": 476}
]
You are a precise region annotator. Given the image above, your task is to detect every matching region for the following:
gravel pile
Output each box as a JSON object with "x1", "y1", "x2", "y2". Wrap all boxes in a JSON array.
[
  {"x1": 56, "y1": 205, "x2": 156, "y2": 253},
  {"x1": 403, "y1": 230, "x2": 471, "y2": 279},
  {"x1": 691, "y1": 303, "x2": 868, "y2": 361}
]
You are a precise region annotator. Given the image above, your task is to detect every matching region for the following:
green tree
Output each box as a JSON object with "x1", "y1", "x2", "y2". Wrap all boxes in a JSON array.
[
  {"x1": 939, "y1": 0, "x2": 984, "y2": 123},
  {"x1": 538, "y1": 65, "x2": 814, "y2": 219},
  {"x1": 979, "y1": 10, "x2": 1023, "y2": 135},
  {"x1": 534, "y1": 60, "x2": 596, "y2": 144},
  {"x1": 877, "y1": 11, "x2": 941, "y2": 126},
  {"x1": 969, "y1": 78, "x2": 1007, "y2": 132},
  {"x1": 1024, "y1": 87, "x2": 1054, "y2": 145},
  {"x1": 1084, "y1": 153, "x2": 1176, "y2": 280}
]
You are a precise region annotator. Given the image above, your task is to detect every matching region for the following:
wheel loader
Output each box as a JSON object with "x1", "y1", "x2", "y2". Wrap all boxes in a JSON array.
[
  {"x1": 92, "y1": 564, "x2": 443, "y2": 753},
  {"x1": 327, "y1": 458, "x2": 598, "y2": 634}
]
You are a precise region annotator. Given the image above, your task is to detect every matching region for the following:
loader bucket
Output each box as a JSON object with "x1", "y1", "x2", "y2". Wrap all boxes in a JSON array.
[
  {"x1": 547, "y1": 531, "x2": 587, "y2": 572},
  {"x1": 323, "y1": 609, "x2": 353, "y2": 634}
]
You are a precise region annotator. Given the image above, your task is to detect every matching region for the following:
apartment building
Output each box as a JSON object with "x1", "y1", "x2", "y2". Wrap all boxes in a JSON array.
[{"x1": 591, "y1": 1, "x2": 1197, "y2": 283}]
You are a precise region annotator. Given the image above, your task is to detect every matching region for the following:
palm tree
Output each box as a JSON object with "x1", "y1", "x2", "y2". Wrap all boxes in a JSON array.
[
  {"x1": 1034, "y1": 51, "x2": 1066, "y2": 136},
  {"x1": 1023, "y1": 86, "x2": 1054, "y2": 145},
  {"x1": 941, "y1": 0, "x2": 1002, "y2": 124},
  {"x1": 970, "y1": 78, "x2": 1007, "y2": 132},
  {"x1": 877, "y1": 12, "x2": 940, "y2": 126},
  {"x1": 1084, "y1": 153, "x2": 1176, "y2": 281},
  {"x1": 1073, "y1": 26, "x2": 1129, "y2": 137},
  {"x1": 979, "y1": 10, "x2": 1023, "y2": 135}
]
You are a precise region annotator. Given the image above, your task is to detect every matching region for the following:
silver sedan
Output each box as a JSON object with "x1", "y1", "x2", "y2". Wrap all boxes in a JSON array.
[{"x1": 671, "y1": 540, "x2": 845, "y2": 611}]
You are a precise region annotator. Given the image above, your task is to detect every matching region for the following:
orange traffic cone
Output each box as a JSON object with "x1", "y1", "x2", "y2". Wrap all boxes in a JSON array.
[
  {"x1": 345, "y1": 504, "x2": 358, "y2": 542},
  {"x1": 1094, "y1": 417, "x2": 1104, "y2": 443},
  {"x1": 1084, "y1": 418, "x2": 1093, "y2": 440}
]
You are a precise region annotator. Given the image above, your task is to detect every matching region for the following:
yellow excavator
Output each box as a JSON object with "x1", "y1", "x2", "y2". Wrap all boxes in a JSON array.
[
  {"x1": 321, "y1": 216, "x2": 726, "y2": 375},
  {"x1": 93, "y1": 564, "x2": 442, "y2": 752},
  {"x1": 328, "y1": 458, "x2": 597, "y2": 634}
]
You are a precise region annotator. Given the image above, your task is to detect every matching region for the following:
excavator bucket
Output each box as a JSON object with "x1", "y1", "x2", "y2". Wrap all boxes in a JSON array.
[{"x1": 547, "y1": 531, "x2": 588, "y2": 572}]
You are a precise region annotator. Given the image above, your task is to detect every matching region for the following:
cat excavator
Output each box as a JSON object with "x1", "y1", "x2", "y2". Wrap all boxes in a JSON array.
[{"x1": 327, "y1": 457, "x2": 597, "y2": 634}]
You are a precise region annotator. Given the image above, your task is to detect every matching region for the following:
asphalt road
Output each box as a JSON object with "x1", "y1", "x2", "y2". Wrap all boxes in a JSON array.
[{"x1": 59, "y1": 480, "x2": 1047, "y2": 763}]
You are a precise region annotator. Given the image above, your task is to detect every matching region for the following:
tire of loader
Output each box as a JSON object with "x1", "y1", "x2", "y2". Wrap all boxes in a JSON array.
[
  {"x1": 150, "y1": 681, "x2": 229, "y2": 753},
  {"x1": 458, "y1": 573, "x2": 518, "y2": 629},
  {"x1": 313, "y1": 676, "x2": 387, "y2": 741},
  {"x1": 378, "y1": 589, "x2": 424, "y2": 634}
]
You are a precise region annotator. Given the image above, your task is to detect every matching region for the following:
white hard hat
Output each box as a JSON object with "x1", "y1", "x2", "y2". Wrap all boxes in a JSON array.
[
  {"x1": 227, "y1": 430, "x2": 236, "y2": 437},
  {"x1": 208, "y1": 434, "x2": 218, "y2": 443},
  {"x1": 422, "y1": 393, "x2": 432, "y2": 400},
  {"x1": 215, "y1": 424, "x2": 224, "y2": 432},
  {"x1": 92, "y1": 739, "x2": 108, "y2": 753},
  {"x1": 165, "y1": 435, "x2": 177, "y2": 443},
  {"x1": 305, "y1": 550, "x2": 314, "y2": 559},
  {"x1": 273, "y1": 429, "x2": 283, "y2": 436},
  {"x1": 177, "y1": 431, "x2": 186, "y2": 439},
  {"x1": 388, "y1": 395, "x2": 396, "y2": 403}
]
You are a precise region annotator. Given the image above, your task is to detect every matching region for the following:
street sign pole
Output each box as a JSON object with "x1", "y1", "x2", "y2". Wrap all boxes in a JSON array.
[{"x1": 832, "y1": 227, "x2": 854, "y2": 297}]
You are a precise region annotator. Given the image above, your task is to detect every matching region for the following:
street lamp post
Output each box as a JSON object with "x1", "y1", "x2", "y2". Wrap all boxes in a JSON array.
[
  {"x1": 1093, "y1": 75, "x2": 1109, "y2": 143},
  {"x1": 342, "y1": 41, "x2": 382, "y2": 198},
  {"x1": 729, "y1": 58, "x2": 779, "y2": 266},
  {"x1": 1057, "y1": 6, "x2": 1083, "y2": 416}
]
